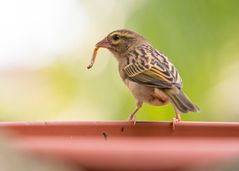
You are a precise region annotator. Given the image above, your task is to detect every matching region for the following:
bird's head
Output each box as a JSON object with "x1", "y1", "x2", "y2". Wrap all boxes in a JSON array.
[
  {"x1": 96, "y1": 29, "x2": 145, "y2": 55},
  {"x1": 87, "y1": 29, "x2": 146, "y2": 69}
]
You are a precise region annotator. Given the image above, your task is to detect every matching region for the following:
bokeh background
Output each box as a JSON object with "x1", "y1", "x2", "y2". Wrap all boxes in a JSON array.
[{"x1": 0, "y1": 0, "x2": 239, "y2": 122}]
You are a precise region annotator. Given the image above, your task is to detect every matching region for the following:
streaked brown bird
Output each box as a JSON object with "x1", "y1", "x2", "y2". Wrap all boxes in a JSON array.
[{"x1": 88, "y1": 29, "x2": 199, "y2": 126}]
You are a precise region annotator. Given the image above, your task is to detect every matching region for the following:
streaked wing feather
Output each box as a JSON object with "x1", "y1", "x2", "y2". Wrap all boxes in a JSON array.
[
  {"x1": 124, "y1": 45, "x2": 182, "y2": 89},
  {"x1": 124, "y1": 63, "x2": 174, "y2": 88}
]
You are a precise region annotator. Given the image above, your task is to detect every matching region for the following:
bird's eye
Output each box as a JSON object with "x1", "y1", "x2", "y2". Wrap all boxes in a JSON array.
[{"x1": 112, "y1": 34, "x2": 120, "y2": 41}]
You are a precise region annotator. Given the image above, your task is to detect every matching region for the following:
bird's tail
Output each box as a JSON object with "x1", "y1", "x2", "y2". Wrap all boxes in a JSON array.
[{"x1": 165, "y1": 88, "x2": 200, "y2": 113}]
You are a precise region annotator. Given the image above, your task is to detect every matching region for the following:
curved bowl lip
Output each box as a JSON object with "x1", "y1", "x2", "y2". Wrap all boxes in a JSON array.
[
  {"x1": 2, "y1": 121, "x2": 239, "y2": 171},
  {"x1": 1, "y1": 120, "x2": 239, "y2": 136}
]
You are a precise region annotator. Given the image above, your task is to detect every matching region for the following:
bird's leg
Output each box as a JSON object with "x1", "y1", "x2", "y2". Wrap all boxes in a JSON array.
[
  {"x1": 172, "y1": 107, "x2": 181, "y2": 130},
  {"x1": 128, "y1": 101, "x2": 143, "y2": 125}
]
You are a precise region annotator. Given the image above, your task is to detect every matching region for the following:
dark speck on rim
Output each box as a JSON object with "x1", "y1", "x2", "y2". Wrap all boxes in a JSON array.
[{"x1": 102, "y1": 132, "x2": 107, "y2": 141}]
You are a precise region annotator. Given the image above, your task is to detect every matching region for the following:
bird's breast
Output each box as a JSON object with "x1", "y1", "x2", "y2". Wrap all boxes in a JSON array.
[{"x1": 124, "y1": 78, "x2": 153, "y2": 100}]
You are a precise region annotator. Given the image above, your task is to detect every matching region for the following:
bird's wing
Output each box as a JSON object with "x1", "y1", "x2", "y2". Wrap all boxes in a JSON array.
[{"x1": 123, "y1": 44, "x2": 182, "y2": 89}]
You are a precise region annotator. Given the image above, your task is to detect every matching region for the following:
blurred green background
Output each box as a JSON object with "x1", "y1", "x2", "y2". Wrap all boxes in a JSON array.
[{"x1": 0, "y1": 0, "x2": 239, "y2": 122}]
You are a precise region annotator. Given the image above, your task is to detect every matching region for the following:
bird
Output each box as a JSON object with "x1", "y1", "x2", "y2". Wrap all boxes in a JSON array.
[{"x1": 87, "y1": 29, "x2": 200, "y2": 126}]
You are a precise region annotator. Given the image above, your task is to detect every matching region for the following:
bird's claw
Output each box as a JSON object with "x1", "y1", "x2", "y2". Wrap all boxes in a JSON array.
[
  {"x1": 172, "y1": 117, "x2": 180, "y2": 131},
  {"x1": 128, "y1": 115, "x2": 137, "y2": 125}
]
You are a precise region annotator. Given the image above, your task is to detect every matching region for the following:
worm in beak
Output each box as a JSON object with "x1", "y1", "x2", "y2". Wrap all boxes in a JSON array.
[{"x1": 87, "y1": 37, "x2": 110, "y2": 69}]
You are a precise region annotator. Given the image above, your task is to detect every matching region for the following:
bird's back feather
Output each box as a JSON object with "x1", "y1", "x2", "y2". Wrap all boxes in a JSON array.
[{"x1": 123, "y1": 43, "x2": 182, "y2": 89}]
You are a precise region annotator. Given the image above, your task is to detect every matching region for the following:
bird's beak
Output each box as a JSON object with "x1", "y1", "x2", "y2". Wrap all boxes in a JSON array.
[{"x1": 96, "y1": 37, "x2": 110, "y2": 48}]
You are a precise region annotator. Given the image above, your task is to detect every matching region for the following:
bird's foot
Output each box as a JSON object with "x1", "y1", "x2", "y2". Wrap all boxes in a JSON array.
[
  {"x1": 128, "y1": 115, "x2": 137, "y2": 125},
  {"x1": 172, "y1": 117, "x2": 181, "y2": 131}
]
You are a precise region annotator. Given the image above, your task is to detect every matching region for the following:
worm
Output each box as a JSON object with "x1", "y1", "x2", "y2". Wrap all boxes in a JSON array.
[{"x1": 87, "y1": 46, "x2": 100, "y2": 69}]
